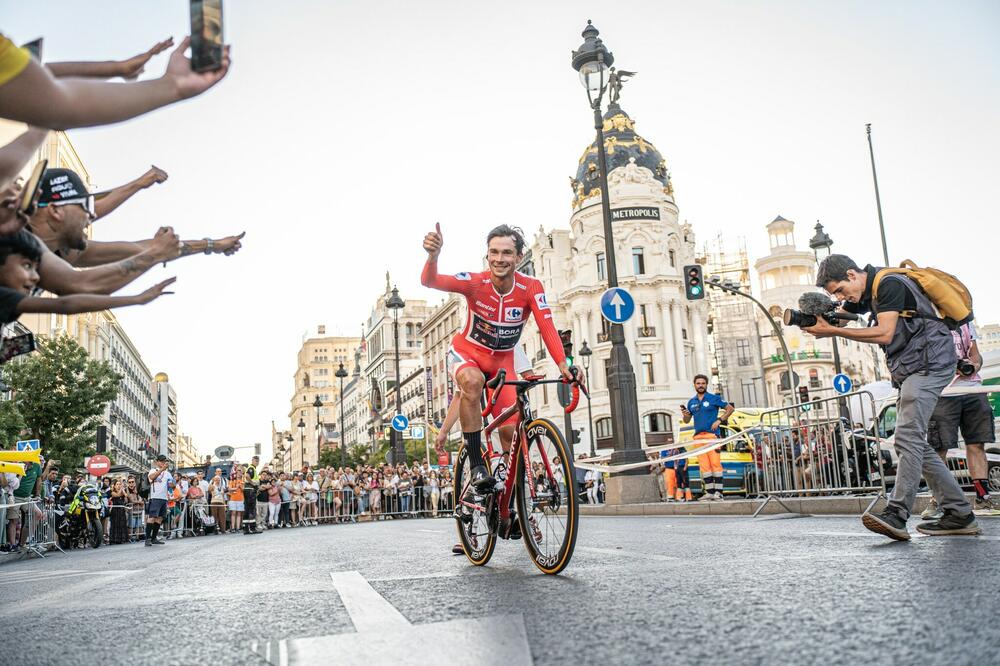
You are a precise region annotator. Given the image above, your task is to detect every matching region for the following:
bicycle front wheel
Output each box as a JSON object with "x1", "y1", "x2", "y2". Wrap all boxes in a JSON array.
[
  {"x1": 515, "y1": 418, "x2": 579, "y2": 575},
  {"x1": 453, "y1": 443, "x2": 497, "y2": 566}
]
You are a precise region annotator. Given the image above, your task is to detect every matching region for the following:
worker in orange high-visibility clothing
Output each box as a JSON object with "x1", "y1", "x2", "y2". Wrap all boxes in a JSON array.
[{"x1": 681, "y1": 374, "x2": 734, "y2": 501}]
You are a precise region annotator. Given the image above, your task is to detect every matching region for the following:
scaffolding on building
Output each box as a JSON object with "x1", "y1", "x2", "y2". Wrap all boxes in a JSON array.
[{"x1": 701, "y1": 234, "x2": 766, "y2": 407}]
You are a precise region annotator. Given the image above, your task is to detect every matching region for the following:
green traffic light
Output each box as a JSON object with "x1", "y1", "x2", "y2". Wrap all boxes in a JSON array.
[{"x1": 691, "y1": 286, "x2": 701, "y2": 295}]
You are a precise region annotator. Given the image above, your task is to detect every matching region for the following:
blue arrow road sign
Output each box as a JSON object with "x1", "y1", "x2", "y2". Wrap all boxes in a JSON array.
[
  {"x1": 16, "y1": 439, "x2": 40, "y2": 451},
  {"x1": 832, "y1": 373, "x2": 853, "y2": 395},
  {"x1": 391, "y1": 414, "x2": 409, "y2": 432},
  {"x1": 600, "y1": 287, "x2": 636, "y2": 324}
]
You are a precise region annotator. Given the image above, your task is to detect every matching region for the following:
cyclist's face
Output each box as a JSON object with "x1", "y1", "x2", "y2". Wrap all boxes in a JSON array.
[{"x1": 486, "y1": 236, "x2": 521, "y2": 279}]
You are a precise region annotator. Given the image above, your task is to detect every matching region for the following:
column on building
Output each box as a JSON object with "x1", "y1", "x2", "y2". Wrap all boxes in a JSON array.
[
  {"x1": 670, "y1": 299, "x2": 685, "y2": 382},
  {"x1": 659, "y1": 299, "x2": 677, "y2": 383}
]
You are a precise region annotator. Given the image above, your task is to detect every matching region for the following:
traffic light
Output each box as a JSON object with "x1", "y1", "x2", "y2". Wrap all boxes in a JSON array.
[
  {"x1": 571, "y1": 429, "x2": 581, "y2": 444},
  {"x1": 798, "y1": 385, "x2": 809, "y2": 404},
  {"x1": 684, "y1": 265, "x2": 705, "y2": 300}
]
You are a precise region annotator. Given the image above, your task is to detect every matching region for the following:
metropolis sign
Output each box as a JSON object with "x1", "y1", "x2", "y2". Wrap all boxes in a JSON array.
[{"x1": 610, "y1": 206, "x2": 660, "y2": 222}]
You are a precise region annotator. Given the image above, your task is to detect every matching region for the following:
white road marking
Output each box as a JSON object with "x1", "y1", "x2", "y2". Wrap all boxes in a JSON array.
[
  {"x1": 329, "y1": 571, "x2": 410, "y2": 632},
  {"x1": 809, "y1": 531, "x2": 1000, "y2": 541},
  {"x1": 252, "y1": 571, "x2": 533, "y2": 665}
]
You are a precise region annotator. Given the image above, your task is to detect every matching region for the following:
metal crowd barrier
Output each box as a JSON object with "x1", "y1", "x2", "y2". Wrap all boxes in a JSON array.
[
  {"x1": 0, "y1": 498, "x2": 62, "y2": 558},
  {"x1": 752, "y1": 390, "x2": 886, "y2": 517}
]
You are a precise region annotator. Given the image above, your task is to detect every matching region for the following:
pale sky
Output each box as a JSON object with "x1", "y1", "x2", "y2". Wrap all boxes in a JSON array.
[{"x1": 2, "y1": 0, "x2": 998, "y2": 458}]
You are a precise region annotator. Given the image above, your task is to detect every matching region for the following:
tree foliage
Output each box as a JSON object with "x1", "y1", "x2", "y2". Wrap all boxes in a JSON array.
[{"x1": 4, "y1": 335, "x2": 121, "y2": 469}]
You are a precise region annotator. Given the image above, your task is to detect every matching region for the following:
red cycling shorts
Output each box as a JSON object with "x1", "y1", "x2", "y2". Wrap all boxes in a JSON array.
[{"x1": 448, "y1": 339, "x2": 519, "y2": 426}]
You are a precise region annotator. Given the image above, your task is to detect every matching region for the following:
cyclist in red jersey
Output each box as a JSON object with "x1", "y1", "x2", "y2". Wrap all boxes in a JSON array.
[{"x1": 421, "y1": 223, "x2": 574, "y2": 491}]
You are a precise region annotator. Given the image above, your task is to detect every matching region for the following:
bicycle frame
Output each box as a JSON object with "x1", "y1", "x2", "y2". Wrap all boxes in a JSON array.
[{"x1": 458, "y1": 376, "x2": 573, "y2": 522}]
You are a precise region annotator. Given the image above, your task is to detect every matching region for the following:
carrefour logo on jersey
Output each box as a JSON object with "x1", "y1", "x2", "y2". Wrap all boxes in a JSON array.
[
  {"x1": 534, "y1": 293, "x2": 549, "y2": 310},
  {"x1": 504, "y1": 307, "x2": 523, "y2": 322}
]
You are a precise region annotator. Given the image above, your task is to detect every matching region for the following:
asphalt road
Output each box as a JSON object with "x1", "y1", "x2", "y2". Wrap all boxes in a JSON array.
[{"x1": 1, "y1": 513, "x2": 996, "y2": 665}]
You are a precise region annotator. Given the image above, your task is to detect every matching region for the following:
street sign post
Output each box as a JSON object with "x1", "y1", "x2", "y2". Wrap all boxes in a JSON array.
[
  {"x1": 599, "y1": 287, "x2": 635, "y2": 324},
  {"x1": 391, "y1": 414, "x2": 409, "y2": 433},
  {"x1": 85, "y1": 454, "x2": 111, "y2": 476},
  {"x1": 15, "y1": 439, "x2": 40, "y2": 451},
  {"x1": 832, "y1": 373, "x2": 853, "y2": 395}
]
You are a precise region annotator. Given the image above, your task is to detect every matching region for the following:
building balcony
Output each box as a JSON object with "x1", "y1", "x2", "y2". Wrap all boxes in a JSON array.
[
  {"x1": 597, "y1": 332, "x2": 610, "y2": 343},
  {"x1": 637, "y1": 326, "x2": 656, "y2": 338},
  {"x1": 534, "y1": 349, "x2": 547, "y2": 362}
]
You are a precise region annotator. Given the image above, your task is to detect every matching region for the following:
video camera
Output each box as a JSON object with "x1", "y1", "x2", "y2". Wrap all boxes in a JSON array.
[{"x1": 783, "y1": 292, "x2": 861, "y2": 328}]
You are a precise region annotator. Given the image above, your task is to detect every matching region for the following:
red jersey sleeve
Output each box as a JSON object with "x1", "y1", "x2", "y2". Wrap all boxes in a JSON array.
[
  {"x1": 526, "y1": 278, "x2": 566, "y2": 366},
  {"x1": 420, "y1": 260, "x2": 475, "y2": 295}
]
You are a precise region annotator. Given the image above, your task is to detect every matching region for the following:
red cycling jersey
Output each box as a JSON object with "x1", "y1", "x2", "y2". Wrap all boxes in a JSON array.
[{"x1": 421, "y1": 261, "x2": 566, "y2": 400}]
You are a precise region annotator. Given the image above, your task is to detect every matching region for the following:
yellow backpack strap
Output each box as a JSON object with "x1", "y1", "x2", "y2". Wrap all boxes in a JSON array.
[{"x1": 871, "y1": 267, "x2": 908, "y2": 302}]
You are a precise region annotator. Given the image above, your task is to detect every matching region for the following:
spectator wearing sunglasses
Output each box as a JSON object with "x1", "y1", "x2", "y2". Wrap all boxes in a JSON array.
[{"x1": 27, "y1": 167, "x2": 244, "y2": 273}]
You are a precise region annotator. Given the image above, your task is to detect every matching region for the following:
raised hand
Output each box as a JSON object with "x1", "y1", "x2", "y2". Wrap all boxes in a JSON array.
[
  {"x1": 137, "y1": 277, "x2": 177, "y2": 304},
  {"x1": 139, "y1": 165, "x2": 169, "y2": 189},
  {"x1": 119, "y1": 37, "x2": 175, "y2": 80},
  {"x1": 212, "y1": 231, "x2": 245, "y2": 256},
  {"x1": 164, "y1": 37, "x2": 231, "y2": 100},
  {"x1": 423, "y1": 222, "x2": 443, "y2": 261},
  {"x1": 150, "y1": 226, "x2": 182, "y2": 262}
]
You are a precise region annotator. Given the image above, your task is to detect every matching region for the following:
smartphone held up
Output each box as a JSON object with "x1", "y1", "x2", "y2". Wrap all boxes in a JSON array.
[{"x1": 190, "y1": 0, "x2": 224, "y2": 72}]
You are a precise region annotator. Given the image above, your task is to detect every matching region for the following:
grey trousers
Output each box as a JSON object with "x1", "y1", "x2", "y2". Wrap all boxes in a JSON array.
[{"x1": 888, "y1": 366, "x2": 972, "y2": 518}]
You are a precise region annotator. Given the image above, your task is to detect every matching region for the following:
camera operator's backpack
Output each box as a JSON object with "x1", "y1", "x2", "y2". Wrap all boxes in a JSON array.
[
  {"x1": 873, "y1": 260, "x2": 974, "y2": 329},
  {"x1": 138, "y1": 472, "x2": 151, "y2": 500}
]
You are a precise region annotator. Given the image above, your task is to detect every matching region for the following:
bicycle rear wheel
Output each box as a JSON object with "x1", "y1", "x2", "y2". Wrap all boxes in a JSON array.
[
  {"x1": 453, "y1": 443, "x2": 497, "y2": 566},
  {"x1": 515, "y1": 418, "x2": 579, "y2": 575}
]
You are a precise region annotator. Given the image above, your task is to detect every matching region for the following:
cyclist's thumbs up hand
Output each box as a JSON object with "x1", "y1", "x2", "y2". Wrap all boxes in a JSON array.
[{"x1": 423, "y1": 223, "x2": 443, "y2": 260}]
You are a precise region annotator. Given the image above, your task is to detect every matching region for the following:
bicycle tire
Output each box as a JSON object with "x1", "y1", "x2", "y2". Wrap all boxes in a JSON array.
[
  {"x1": 453, "y1": 443, "x2": 497, "y2": 566},
  {"x1": 515, "y1": 418, "x2": 579, "y2": 575}
]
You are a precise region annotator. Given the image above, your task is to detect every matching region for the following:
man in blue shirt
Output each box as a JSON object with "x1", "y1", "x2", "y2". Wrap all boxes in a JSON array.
[{"x1": 681, "y1": 374, "x2": 734, "y2": 501}]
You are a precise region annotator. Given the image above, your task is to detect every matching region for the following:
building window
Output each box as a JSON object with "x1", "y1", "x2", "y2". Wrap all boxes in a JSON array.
[
  {"x1": 644, "y1": 412, "x2": 672, "y2": 433},
  {"x1": 595, "y1": 417, "x2": 613, "y2": 439},
  {"x1": 740, "y1": 379, "x2": 758, "y2": 406},
  {"x1": 596, "y1": 252, "x2": 606, "y2": 282},
  {"x1": 642, "y1": 354, "x2": 655, "y2": 384},
  {"x1": 736, "y1": 339, "x2": 752, "y2": 366},
  {"x1": 668, "y1": 249, "x2": 676, "y2": 267},
  {"x1": 632, "y1": 247, "x2": 645, "y2": 275}
]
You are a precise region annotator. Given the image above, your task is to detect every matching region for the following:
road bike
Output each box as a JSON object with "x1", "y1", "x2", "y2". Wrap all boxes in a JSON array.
[{"x1": 454, "y1": 367, "x2": 584, "y2": 575}]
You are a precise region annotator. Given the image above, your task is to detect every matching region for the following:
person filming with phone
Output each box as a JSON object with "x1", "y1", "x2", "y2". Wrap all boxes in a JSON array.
[{"x1": 680, "y1": 374, "x2": 734, "y2": 501}]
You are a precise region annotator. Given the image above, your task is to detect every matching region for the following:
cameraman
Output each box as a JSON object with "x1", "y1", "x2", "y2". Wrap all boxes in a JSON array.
[
  {"x1": 923, "y1": 323, "x2": 997, "y2": 517},
  {"x1": 807, "y1": 254, "x2": 979, "y2": 540}
]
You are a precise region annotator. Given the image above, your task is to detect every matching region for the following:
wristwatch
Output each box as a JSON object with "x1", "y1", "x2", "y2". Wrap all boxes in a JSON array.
[{"x1": 203, "y1": 238, "x2": 214, "y2": 254}]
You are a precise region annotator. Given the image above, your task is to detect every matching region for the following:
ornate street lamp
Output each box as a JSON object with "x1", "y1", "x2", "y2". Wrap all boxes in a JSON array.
[
  {"x1": 578, "y1": 340, "x2": 596, "y2": 457},
  {"x1": 809, "y1": 221, "x2": 843, "y2": 375},
  {"x1": 571, "y1": 21, "x2": 643, "y2": 467},
  {"x1": 336, "y1": 362, "x2": 349, "y2": 467},
  {"x1": 312, "y1": 395, "x2": 323, "y2": 467},
  {"x1": 297, "y1": 416, "x2": 305, "y2": 470},
  {"x1": 284, "y1": 433, "x2": 293, "y2": 472},
  {"x1": 385, "y1": 286, "x2": 406, "y2": 465}
]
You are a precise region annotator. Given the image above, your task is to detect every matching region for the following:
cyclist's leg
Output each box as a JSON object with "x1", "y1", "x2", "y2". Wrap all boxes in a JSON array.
[
  {"x1": 454, "y1": 360, "x2": 491, "y2": 488},
  {"x1": 489, "y1": 353, "x2": 520, "y2": 455}
]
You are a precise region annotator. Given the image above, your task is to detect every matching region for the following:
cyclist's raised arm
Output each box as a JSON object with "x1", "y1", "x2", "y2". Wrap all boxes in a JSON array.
[
  {"x1": 420, "y1": 223, "x2": 474, "y2": 294},
  {"x1": 526, "y1": 279, "x2": 571, "y2": 379}
]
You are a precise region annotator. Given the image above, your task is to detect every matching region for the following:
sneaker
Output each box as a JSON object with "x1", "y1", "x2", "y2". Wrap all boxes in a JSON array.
[
  {"x1": 713, "y1": 492, "x2": 725, "y2": 501},
  {"x1": 973, "y1": 495, "x2": 1000, "y2": 515},
  {"x1": 145, "y1": 540, "x2": 152, "y2": 547},
  {"x1": 861, "y1": 507, "x2": 910, "y2": 541},
  {"x1": 150, "y1": 538, "x2": 165, "y2": 545},
  {"x1": 916, "y1": 509, "x2": 982, "y2": 536},
  {"x1": 698, "y1": 493, "x2": 713, "y2": 502},
  {"x1": 451, "y1": 543, "x2": 464, "y2": 555},
  {"x1": 920, "y1": 498, "x2": 942, "y2": 520}
]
